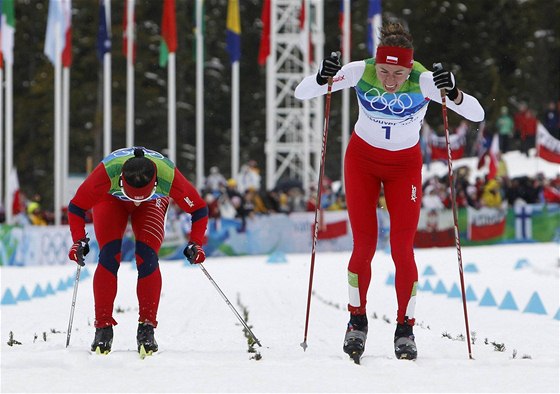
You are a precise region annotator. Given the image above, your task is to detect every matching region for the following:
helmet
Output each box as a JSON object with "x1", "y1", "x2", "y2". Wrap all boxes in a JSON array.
[{"x1": 119, "y1": 148, "x2": 158, "y2": 202}]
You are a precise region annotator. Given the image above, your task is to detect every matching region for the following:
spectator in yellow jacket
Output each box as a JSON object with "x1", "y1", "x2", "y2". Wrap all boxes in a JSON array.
[{"x1": 481, "y1": 178, "x2": 503, "y2": 208}]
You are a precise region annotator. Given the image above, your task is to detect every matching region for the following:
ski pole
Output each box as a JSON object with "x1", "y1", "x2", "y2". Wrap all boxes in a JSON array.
[
  {"x1": 301, "y1": 55, "x2": 338, "y2": 351},
  {"x1": 433, "y1": 63, "x2": 473, "y2": 360},
  {"x1": 197, "y1": 263, "x2": 262, "y2": 347},
  {"x1": 66, "y1": 265, "x2": 82, "y2": 348}
]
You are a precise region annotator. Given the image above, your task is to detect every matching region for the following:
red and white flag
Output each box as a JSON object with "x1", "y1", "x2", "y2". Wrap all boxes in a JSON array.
[
  {"x1": 257, "y1": 0, "x2": 270, "y2": 66},
  {"x1": 9, "y1": 168, "x2": 23, "y2": 216},
  {"x1": 467, "y1": 204, "x2": 507, "y2": 241},
  {"x1": 298, "y1": 0, "x2": 313, "y2": 64},
  {"x1": 429, "y1": 122, "x2": 467, "y2": 161},
  {"x1": 122, "y1": 0, "x2": 136, "y2": 62},
  {"x1": 44, "y1": 0, "x2": 72, "y2": 65},
  {"x1": 414, "y1": 208, "x2": 455, "y2": 248},
  {"x1": 477, "y1": 124, "x2": 500, "y2": 180},
  {"x1": 536, "y1": 122, "x2": 560, "y2": 164}
]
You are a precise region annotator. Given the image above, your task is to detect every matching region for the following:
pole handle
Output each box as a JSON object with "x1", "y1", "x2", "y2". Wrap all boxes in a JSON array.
[{"x1": 432, "y1": 62, "x2": 447, "y2": 100}]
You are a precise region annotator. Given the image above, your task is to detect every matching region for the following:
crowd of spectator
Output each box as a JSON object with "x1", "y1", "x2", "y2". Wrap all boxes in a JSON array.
[
  {"x1": 496, "y1": 99, "x2": 559, "y2": 155},
  {"x1": 192, "y1": 157, "x2": 560, "y2": 229},
  {"x1": 2, "y1": 97, "x2": 559, "y2": 227},
  {"x1": 2, "y1": 154, "x2": 559, "y2": 228}
]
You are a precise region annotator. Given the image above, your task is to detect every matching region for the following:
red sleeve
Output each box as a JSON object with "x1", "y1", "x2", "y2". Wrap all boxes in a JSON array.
[
  {"x1": 68, "y1": 163, "x2": 111, "y2": 242},
  {"x1": 169, "y1": 168, "x2": 208, "y2": 245}
]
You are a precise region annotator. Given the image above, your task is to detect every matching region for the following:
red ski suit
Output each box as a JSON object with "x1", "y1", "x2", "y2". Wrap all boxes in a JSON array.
[
  {"x1": 296, "y1": 59, "x2": 484, "y2": 324},
  {"x1": 68, "y1": 150, "x2": 208, "y2": 328}
]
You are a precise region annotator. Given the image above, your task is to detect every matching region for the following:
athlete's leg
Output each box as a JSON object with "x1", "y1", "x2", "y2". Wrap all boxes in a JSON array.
[
  {"x1": 383, "y1": 144, "x2": 423, "y2": 325},
  {"x1": 344, "y1": 135, "x2": 382, "y2": 315},
  {"x1": 92, "y1": 195, "x2": 129, "y2": 328},
  {"x1": 130, "y1": 197, "x2": 170, "y2": 327}
]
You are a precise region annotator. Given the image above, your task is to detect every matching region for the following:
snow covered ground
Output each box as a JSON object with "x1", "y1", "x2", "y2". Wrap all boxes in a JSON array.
[{"x1": 1, "y1": 242, "x2": 558, "y2": 393}]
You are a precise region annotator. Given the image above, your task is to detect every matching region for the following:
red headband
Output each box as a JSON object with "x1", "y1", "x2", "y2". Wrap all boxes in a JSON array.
[
  {"x1": 375, "y1": 46, "x2": 414, "y2": 68},
  {"x1": 121, "y1": 164, "x2": 158, "y2": 202}
]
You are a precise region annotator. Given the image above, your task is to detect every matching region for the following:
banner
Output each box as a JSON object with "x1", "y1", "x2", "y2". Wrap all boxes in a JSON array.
[
  {"x1": 536, "y1": 122, "x2": 560, "y2": 164},
  {"x1": 312, "y1": 219, "x2": 348, "y2": 240},
  {"x1": 467, "y1": 204, "x2": 507, "y2": 241},
  {"x1": 2, "y1": 205, "x2": 558, "y2": 266},
  {"x1": 428, "y1": 121, "x2": 467, "y2": 161},
  {"x1": 414, "y1": 208, "x2": 455, "y2": 247}
]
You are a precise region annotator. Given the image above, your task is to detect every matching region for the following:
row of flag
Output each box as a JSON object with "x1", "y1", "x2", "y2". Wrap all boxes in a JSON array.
[
  {"x1": 425, "y1": 119, "x2": 560, "y2": 182},
  {"x1": 0, "y1": 0, "x2": 385, "y2": 72},
  {"x1": 2, "y1": 0, "x2": 384, "y2": 224}
]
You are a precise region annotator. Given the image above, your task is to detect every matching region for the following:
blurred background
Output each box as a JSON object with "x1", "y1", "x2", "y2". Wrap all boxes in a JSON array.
[{"x1": 1, "y1": 0, "x2": 558, "y2": 218}]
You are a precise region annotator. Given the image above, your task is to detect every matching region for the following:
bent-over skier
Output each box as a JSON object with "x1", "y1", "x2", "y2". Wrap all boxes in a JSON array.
[{"x1": 67, "y1": 147, "x2": 208, "y2": 355}]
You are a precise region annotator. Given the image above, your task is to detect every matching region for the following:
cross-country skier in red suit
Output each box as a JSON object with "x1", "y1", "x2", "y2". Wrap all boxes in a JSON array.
[
  {"x1": 295, "y1": 22, "x2": 484, "y2": 361},
  {"x1": 67, "y1": 147, "x2": 208, "y2": 355}
]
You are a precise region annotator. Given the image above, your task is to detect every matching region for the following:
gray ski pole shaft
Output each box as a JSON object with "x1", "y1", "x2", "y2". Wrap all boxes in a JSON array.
[
  {"x1": 197, "y1": 263, "x2": 262, "y2": 347},
  {"x1": 301, "y1": 60, "x2": 337, "y2": 351},
  {"x1": 433, "y1": 62, "x2": 473, "y2": 360},
  {"x1": 66, "y1": 265, "x2": 82, "y2": 348}
]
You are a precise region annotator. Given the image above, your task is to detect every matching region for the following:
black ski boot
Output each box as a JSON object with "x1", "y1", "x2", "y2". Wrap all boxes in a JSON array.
[
  {"x1": 91, "y1": 326, "x2": 113, "y2": 354},
  {"x1": 394, "y1": 321, "x2": 417, "y2": 360},
  {"x1": 137, "y1": 322, "x2": 158, "y2": 357},
  {"x1": 343, "y1": 314, "x2": 368, "y2": 364}
]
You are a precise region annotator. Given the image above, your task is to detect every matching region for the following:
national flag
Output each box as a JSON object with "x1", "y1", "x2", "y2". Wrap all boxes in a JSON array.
[
  {"x1": 159, "y1": 0, "x2": 177, "y2": 67},
  {"x1": 467, "y1": 204, "x2": 507, "y2": 241},
  {"x1": 414, "y1": 208, "x2": 455, "y2": 248},
  {"x1": 367, "y1": 0, "x2": 381, "y2": 56},
  {"x1": 338, "y1": 0, "x2": 344, "y2": 33},
  {"x1": 8, "y1": 167, "x2": 23, "y2": 216},
  {"x1": 429, "y1": 121, "x2": 467, "y2": 161},
  {"x1": 225, "y1": 0, "x2": 241, "y2": 64},
  {"x1": 313, "y1": 220, "x2": 348, "y2": 240},
  {"x1": 536, "y1": 122, "x2": 560, "y2": 164},
  {"x1": 97, "y1": 0, "x2": 111, "y2": 60},
  {"x1": 338, "y1": 0, "x2": 351, "y2": 57},
  {"x1": 61, "y1": 0, "x2": 72, "y2": 67},
  {"x1": 298, "y1": 0, "x2": 313, "y2": 63},
  {"x1": 192, "y1": 0, "x2": 205, "y2": 60},
  {"x1": 122, "y1": 0, "x2": 136, "y2": 62},
  {"x1": 257, "y1": 0, "x2": 270, "y2": 66},
  {"x1": 514, "y1": 204, "x2": 532, "y2": 240},
  {"x1": 477, "y1": 126, "x2": 499, "y2": 180},
  {"x1": 1, "y1": 0, "x2": 15, "y2": 66},
  {"x1": 44, "y1": 0, "x2": 72, "y2": 65}
]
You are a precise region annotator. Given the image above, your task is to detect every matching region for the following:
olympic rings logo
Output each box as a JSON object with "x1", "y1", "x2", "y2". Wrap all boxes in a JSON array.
[
  {"x1": 40, "y1": 231, "x2": 70, "y2": 264},
  {"x1": 363, "y1": 88, "x2": 414, "y2": 115},
  {"x1": 112, "y1": 147, "x2": 165, "y2": 160}
]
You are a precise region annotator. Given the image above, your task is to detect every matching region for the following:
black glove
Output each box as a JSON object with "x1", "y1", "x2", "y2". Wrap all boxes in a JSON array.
[
  {"x1": 183, "y1": 242, "x2": 206, "y2": 264},
  {"x1": 68, "y1": 237, "x2": 90, "y2": 266},
  {"x1": 316, "y1": 51, "x2": 342, "y2": 86},
  {"x1": 433, "y1": 65, "x2": 459, "y2": 101}
]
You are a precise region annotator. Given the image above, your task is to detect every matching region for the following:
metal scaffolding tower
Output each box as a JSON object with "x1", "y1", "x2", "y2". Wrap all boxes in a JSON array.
[{"x1": 264, "y1": 0, "x2": 324, "y2": 193}]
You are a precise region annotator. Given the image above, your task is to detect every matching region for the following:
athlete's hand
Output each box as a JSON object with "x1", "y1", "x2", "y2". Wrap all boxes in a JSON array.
[
  {"x1": 317, "y1": 51, "x2": 342, "y2": 86},
  {"x1": 183, "y1": 242, "x2": 206, "y2": 264},
  {"x1": 433, "y1": 65, "x2": 459, "y2": 101},
  {"x1": 68, "y1": 237, "x2": 90, "y2": 266}
]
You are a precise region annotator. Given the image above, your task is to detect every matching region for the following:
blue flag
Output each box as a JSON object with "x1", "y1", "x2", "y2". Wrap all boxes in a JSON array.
[
  {"x1": 226, "y1": 0, "x2": 241, "y2": 63},
  {"x1": 97, "y1": 0, "x2": 111, "y2": 60},
  {"x1": 367, "y1": 0, "x2": 381, "y2": 56}
]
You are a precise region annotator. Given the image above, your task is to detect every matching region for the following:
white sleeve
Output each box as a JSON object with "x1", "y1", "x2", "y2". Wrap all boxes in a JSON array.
[
  {"x1": 420, "y1": 72, "x2": 485, "y2": 122},
  {"x1": 294, "y1": 60, "x2": 366, "y2": 100}
]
